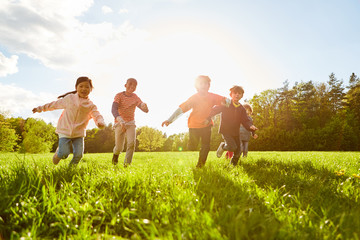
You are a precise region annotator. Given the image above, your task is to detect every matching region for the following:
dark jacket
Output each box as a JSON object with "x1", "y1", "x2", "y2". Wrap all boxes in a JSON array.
[{"x1": 208, "y1": 102, "x2": 254, "y2": 136}]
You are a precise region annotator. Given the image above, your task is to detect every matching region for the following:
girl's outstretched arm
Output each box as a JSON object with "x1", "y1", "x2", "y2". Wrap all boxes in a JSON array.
[
  {"x1": 32, "y1": 97, "x2": 67, "y2": 113},
  {"x1": 90, "y1": 105, "x2": 105, "y2": 129}
]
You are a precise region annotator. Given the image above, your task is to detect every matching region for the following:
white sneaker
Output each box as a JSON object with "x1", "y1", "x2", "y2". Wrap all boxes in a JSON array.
[{"x1": 216, "y1": 142, "x2": 225, "y2": 158}]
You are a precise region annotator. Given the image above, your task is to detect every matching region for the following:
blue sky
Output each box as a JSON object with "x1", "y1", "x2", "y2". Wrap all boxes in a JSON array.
[{"x1": 0, "y1": 0, "x2": 359, "y2": 135}]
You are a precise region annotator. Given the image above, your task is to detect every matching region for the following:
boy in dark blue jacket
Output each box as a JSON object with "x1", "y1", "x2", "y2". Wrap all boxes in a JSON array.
[{"x1": 206, "y1": 85, "x2": 257, "y2": 166}]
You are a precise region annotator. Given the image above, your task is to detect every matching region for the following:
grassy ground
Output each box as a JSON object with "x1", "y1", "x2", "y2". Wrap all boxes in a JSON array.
[{"x1": 0, "y1": 151, "x2": 360, "y2": 239}]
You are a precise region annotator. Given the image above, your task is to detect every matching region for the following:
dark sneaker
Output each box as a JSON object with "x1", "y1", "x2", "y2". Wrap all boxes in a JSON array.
[
  {"x1": 216, "y1": 142, "x2": 225, "y2": 158},
  {"x1": 112, "y1": 154, "x2": 119, "y2": 165},
  {"x1": 52, "y1": 149, "x2": 61, "y2": 165}
]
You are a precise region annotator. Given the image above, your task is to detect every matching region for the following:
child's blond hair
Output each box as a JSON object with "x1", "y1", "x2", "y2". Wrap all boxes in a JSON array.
[
  {"x1": 243, "y1": 102, "x2": 253, "y2": 114},
  {"x1": 195, "y1": 75, "x2": 211, "y2": 89}
]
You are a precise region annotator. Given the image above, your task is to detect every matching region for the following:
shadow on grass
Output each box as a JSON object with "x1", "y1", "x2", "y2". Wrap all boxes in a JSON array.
[
  {"x1": 192, "y1": 166, "x2": 280, "y2": 240},
  {"x1": 241, "y1": 158, "x2": 360, "y2": 239}
]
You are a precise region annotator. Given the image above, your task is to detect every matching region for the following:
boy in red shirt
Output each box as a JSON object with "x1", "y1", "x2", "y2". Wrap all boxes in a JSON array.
[
  {"x1": 162, "y1": 75, "x2": 228, "y2": 168},
  {"x1": 112, "y1": 78, "x2": 149, "y2": 167}
]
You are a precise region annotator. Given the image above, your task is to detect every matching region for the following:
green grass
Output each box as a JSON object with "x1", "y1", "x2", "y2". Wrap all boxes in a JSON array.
[{"x1": 0, "y1": 151, "x2": 360, "y2": 239}]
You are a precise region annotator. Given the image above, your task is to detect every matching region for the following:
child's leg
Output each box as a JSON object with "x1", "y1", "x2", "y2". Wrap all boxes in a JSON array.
[
  {"x1": 217, "y1": 134, "x2": 236, "y2": 158},
  {"x1": 242, "y1": 141, "x2": 249, "y2": 157},
  {"x1": 198, "y1": 126, "x2": 211, "y2": 167},
  {"x1": 188, "y1": 128, "x2": 200, "y2": 151},
  {"x1": 222, "y1": 135, "x2": 238, "y2": 152},
  {"x1": 113, "y1": 126, "x2": 126, "y2": 165},
  {"x1": 124, "y1": 125, "x2": 136, "y2": 166},
  {"x1": 113, "y1": 125, "x2": 126, "y2": 154},
  {"x1": 230, "y1": 137, "x2": 241, "y2": 166},
  {"x1": 69, "y1": 137, "x2": 84, "y2": 165},
  {"x1": 55, "y1": 137, "x2": 72, "y2": 164},
  {"x1": 239, "y1": 140, "x2": 245, "y2": 157}
]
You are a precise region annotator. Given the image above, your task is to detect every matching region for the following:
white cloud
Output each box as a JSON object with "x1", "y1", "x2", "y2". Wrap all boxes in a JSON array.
[
  {"x1": 0, "y1": 52, "x2": 18, "y2": 77},
  {"x1": 118, "y1": 8, "x2": 129, "y2": 14},
  {"x1": 0, "y1": 82, "x2": 60, "y2": 124},
  {"x1": 102, "y1": 5, "x2": 113, "y2": 14},
  {"x1": 0, "y1": 0, "x2": 146, "y2": 73}
]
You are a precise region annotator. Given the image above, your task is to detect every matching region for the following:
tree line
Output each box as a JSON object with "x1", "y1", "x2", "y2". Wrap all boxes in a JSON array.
[{"x1": 1, "y1": 72, "x2": 359, "y2": 153}]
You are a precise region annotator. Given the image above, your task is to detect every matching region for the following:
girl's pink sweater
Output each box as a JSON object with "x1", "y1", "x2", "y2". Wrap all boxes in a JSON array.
[{"x1": 36, "y1": 93, "x2": 105, "y2": 138}]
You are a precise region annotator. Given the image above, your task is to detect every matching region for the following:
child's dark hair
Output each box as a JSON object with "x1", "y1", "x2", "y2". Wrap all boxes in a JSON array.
[
  {"x1": 243, "y1": 103, "x2": 253, "y2": 114},
  {"x1": 229, "y1": 85, "x2": 244, "y2": 94},
  {"x1": 126, "y1": 78, "x2": 137, "y2": 85},
  {"x1": 58, "y1": 76, "x2": 93, "y2": 99}
]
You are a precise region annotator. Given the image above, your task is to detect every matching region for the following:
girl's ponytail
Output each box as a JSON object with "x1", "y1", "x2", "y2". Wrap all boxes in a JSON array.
[
  {"x1": 57, "y1": 76, "x2": 93, "y2": 99},
  {"x1": 58, "y1": 90, "x2": 77, "y2": 99}
]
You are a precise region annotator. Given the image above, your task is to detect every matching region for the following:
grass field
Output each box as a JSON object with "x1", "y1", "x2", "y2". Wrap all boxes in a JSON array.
[{"x1": 1, "y1": 151, "x2": 360, "y2": 239}]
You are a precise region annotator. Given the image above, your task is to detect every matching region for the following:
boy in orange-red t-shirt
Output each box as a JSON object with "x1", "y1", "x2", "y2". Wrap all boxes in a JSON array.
[
  {"x1": 112, "y1": 78, "x2": 149, "y2": 167},
  {"x1": 162, "y1": 75, "x2": 228, "y2": 168}
]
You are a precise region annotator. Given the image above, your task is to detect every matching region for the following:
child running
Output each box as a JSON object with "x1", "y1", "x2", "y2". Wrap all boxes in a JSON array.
[
  {"x1": 239, "y1": 103, "x2": 258, "y2": 157},
  {"x1": 162, "y1": 75, "x2": 229, "y2": 168},
  {"x1": 206, "y1": 85, "x2": 257, "y2": 166},
  {"x1": 111, "y1": 78, "x2": 149, "y2": 167},
  {"x1": 32, "y1": 76, "x2": 105, "y2": 165}
]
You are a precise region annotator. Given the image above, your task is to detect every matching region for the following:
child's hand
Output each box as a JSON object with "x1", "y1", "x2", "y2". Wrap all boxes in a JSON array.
[
  {"x1": 140, "y1": 103, "x2": 149, "y2": 113},
  {"x1": 32, "y1": 107, "x2": 39, "y2": 113},
  {"x1": 221, "y1": 98, "x2": 231, "y2": 107},
  {"x1": 162, "y1": 120, "x2": 170, "y2": 127},
  {"x1": 250, "y1": 125, "x2": 258, "y2": 131},
  {"x1": 98, "y1": 122, "x2": 105, "y2": 129},
  {"x1": 203, "y1": 119, "x2": 210, "y2": 126},
  {"x1": 253, "y1": 134, "x2": 258, "y2": 139}
]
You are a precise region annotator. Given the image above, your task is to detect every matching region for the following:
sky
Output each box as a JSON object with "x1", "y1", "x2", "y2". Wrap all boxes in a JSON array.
[{"x1": 0, "y1": 0, "x2": 359, "y2": 136}]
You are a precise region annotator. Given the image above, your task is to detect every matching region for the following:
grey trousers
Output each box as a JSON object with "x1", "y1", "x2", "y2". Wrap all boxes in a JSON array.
[{"x1": 113, "y1": 125, "x2": 136, "y2": 165}]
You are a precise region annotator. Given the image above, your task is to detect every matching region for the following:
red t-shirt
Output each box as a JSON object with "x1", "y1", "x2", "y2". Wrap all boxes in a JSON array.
[
  {"x1": 179, "y1": 92, "x2": 224, "y2": 128},
  {"x1": 114, "y1": 92, "x2": 142, "y2": 122}
]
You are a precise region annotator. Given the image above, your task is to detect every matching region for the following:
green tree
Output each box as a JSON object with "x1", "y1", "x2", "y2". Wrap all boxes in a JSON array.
[
  {"x1": 172, "y1": 132, "x2": 189, "y2": 151},
  {"x1": 162, "y1": 133, "x2": 173, "y2": 151},
  {"x1": 85, "y1": 124, "x2": 115, "y2": 153},
  {"x1": 136, "y1": 126, "x2": 165, "y2": 152},
  {"x1": 8, "y1": 117, "x2": 25, "y2": 149},
  {"x1": 327, "y1": 73, "x2": 345, "y2": 113},
  {"x1": 22, "y1": 118, "x2": 57, "y2": 153},
  {"x1": 0, "y1": 113, "x2": 19, "y2": 152},
  {"x1": 293, "y1": 81, "x2": 318, "y2": 128},
  {"x1": 344, "y1": 73, "x2": 360, "y2": 150},
  {"x1": 345, "y1": 73, "x2": 360, "y2": 121}
]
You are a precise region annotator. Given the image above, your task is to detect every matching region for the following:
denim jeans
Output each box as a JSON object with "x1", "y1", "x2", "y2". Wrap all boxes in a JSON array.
[
  {"x1": 57, "y1": 137, "x2": 84, "y2": 165},
  {"x1": 240, "y1": 140, "x2": 249, "y2": 157},
  {"x1": 113, "y1": 125, "x2": 136, "y2": 165},
  {"x1": 188, "y1": 126, "x2": 211, "y2": 167}
]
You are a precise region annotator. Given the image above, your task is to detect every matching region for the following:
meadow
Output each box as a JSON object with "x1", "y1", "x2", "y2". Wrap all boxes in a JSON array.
[{"x1": 0, "y1": 151, "x2": 360, "y2": 239}]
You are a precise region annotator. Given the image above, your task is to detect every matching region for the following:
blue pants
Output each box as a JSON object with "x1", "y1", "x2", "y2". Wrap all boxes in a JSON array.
[
  {"x1": 57, "y1": 137, "x2": 84, "y2": 165},
  {"x1": 240, "y1": 140, "x2": 249, "y2": 157},
  {"x1": 222, "y1": 134, "x2": 241, "y2": 165}
]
